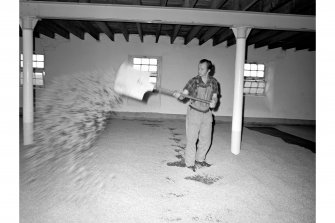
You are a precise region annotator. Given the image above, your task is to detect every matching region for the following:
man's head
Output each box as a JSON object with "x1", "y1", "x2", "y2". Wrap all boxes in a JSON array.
[{"x1": 198, "y1": 59, "x2": 212, "y2": 77}]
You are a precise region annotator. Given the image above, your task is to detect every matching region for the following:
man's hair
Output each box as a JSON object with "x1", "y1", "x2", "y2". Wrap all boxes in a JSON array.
[{"x1": 199, "y1": 59, "x2": 213, "y2": 71}]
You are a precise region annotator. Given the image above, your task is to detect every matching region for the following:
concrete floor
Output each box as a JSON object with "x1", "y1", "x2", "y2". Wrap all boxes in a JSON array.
[{"x1": 20, "y1": 118, "x2": 315, "y2": 223}]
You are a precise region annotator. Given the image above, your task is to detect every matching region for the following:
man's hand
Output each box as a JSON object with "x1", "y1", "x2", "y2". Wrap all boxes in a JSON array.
[
  {"x1": 173, "y1": 89, "x2": 188, "y2": 100},
  {"x1": 210, "y1": 95, "x2": 218, "y2": 108},
  {"x1": 209, "y1": 99, "x2": 216, "y2": 108},
  {"x1": 173, "y1": 91, "x2": 181, "y2": 99}
]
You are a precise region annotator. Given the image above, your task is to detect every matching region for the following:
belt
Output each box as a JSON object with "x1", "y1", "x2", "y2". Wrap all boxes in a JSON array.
[{"x1": 189, "y1": 106, "x2": 210, "y2": 113}]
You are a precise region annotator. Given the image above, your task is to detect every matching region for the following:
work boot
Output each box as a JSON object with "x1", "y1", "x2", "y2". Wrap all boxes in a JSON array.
[
  {"x1": 187, "y1": 165, "x2": 196, "y2": 172},
  {"x1": 195, "y1": 161, "x2": 211, "y2": 168}
]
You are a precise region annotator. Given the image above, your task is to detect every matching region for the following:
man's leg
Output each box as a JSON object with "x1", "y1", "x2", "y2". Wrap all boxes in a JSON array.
[
  {"x1": 185, "y1": 108, "x2": 201, "y2": 167},
  {"x1": 196, "y1": 112, "x2": 213, "y2": 163}
]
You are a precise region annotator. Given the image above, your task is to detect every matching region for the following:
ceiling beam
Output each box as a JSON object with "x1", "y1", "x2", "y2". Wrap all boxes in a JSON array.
[
  {"x1": 171, "y1": 24, "x2": 181, "y2": 44},
  {"x1": 53, "y1": 20, "x2": 85, "y2": 40},
  {"x1": 20, "y1": 1, "x2": 315, "y2": 32},
  {"x1": 244, "y1": 29, "x2": 261, "y2": 43},
  {"x1": 243, "y1": 3, "x2": 293, "y2": 47},
  {"x1": 160, "y1": 0, "x2": 168, "y2": 7},
  {"x1": 281, "y1": 42, "x2": 297, "y2": 50},
  {"x1": 136, "y1": 23, "x2": 144, "y2": 42},
  {"x1": 41, "y1": 20, "x2": 70, "y2": 39},
  {"x1": 210, "y1": 0, "x2": 229, "y2": 9},
  {"x1": 284, "y1": 32, "x2": 315, "y2": 43},
  {"x1": 295, "y1": 34, "x2": 315, "y2": 51},
  {"x1": 185, "y1": 0, "x2": 229, "y2": 45},
  {"x1": 308, "y1": 45, "x2": 315, "y2": 51},
  {"x1": 184, "y1": 26, "x2": 202, "y2": 45},
  {"x1": 200, "y1": 0, "x2": 260, "y2": 46},
  {"x1": 212, "y1": 28, "x2": 233, "y2": 46},
  {"x1": 275, "y1": 33, "x2": 315, "y2": 51},
  {"x1": 254, "y1": 31, "x2": 301, "y2": 49},
  {"x1": 268, "y1": 0, "x2": 292, "y2": 13},
  {"x1": 225, "y1": 0, "x2": 305, "y2": 48},
  {"x1": 171, "y1": 0, "x2": 193, "y2": 44},
  {"x1": 74, "y1": 20, "x2": 100, "y2": 40},
  {"x1": 241, "y1": 0, "x2": 261, "y2": 11},
  {"x1": 96, "y1": 21, "x2": 114, "y2": 41},
  {"x1": 247, "y1": 30, "x2": 280, "y2": 45},
  {"x1": 295, "y1": 44, "x2": 313, "y2": 51},
  {"x1": 33, "y1": 30, "x2": 40, "y2": 38},
  {"x1": 190, "y1": 0, "x2": 199, "y2": 8},
  {"x1": 119, "y1": 23, "x2": 129, "y2": 41},
  {"x1": 35, "y1": 23, "x2": 55, "y2": 39},
  {"x1": 292, "y1": 0, "x2": 315, "y2": 14},
  {"x1": 268, "y1": 41, "x2": 288, "y2": 50},
  {"x1": 156, "y1": 0, "x2": 169, "y2": 43},
  {"x1": 133, "y1": 0, "x2": 144, "y2": 42},
  {"x1": 199, "y1": 27, "x2": 221, "y2": 45},
  {"x1": 155, "y1": 24, "x2": 162, "y2": 43},
  {"x1": 267, "y1": 40, "x2": 307, "y2": 50},
  {"x1": 226, "y1": 37, "x2": 235, "y2": 47}
]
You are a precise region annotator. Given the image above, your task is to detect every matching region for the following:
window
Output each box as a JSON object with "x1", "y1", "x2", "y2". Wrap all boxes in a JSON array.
[
  {"x1": 20, "y1": 53, "x2": 46, "y2": 88},
  {"x1": 243, "y1": 63, "x2": 266, "y2": 96},
  {"x1": 130, "y1": 56, "x2": 160, "y2": 88}
]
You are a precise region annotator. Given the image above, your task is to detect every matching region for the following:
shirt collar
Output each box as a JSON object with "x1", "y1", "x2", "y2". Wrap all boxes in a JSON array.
[{"x1": 196, "y1": 75, "x2": 212, "y2": 85}]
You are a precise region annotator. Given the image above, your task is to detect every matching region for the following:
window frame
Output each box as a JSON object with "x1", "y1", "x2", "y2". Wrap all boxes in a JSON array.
[
  {"x1": 243, "y1": 62, "x2": 266, "y2": 96},
  {"x1": 19, "y1": 53, "x2": 46, "y2": 88}
]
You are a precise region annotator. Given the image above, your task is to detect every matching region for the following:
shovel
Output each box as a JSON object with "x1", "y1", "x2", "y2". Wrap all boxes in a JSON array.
[{"x1": 114, "y1": 62, "x2": 211, "y2": 104}]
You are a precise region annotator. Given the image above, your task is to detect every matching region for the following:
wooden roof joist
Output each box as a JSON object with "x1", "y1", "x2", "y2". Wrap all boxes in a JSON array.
[{"x1": 20, "y1": 1, "x2": 315, "y2": 32}]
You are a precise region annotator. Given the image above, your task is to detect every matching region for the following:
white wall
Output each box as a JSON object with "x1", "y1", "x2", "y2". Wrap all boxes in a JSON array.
[{"x1": 19, "y1": 33, "x2": 315, "y2": 120}]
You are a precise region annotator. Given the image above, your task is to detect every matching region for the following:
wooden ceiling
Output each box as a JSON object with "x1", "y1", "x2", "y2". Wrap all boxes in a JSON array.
[{"x1": 20, "y1": 0, "x2": 316, "y2": 51}]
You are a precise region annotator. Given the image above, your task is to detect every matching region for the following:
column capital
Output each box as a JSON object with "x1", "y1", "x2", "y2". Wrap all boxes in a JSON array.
[
  {"x1": 20, "y1": 16, "x2": 39, "y2": 30},
  {"x1": 231, "y1": 26, "x2": 252, "y2": 39}
]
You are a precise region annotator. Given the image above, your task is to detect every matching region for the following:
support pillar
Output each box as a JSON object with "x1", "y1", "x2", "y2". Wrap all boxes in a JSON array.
[
  {"x1": 20, "y1": 17, "x2": 38, "y2": 145},
  {"x1": 230, "y1": 27, "x2": 251, "y2": 155}
]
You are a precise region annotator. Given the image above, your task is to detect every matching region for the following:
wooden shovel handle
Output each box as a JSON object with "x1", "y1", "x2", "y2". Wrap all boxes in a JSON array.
[{"x1": 155, "y1": 87, "x2": 211, "y2": 104}]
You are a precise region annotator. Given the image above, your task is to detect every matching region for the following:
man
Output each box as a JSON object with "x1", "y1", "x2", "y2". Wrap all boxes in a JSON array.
[{"x1": 173, "y1": 59, "x2": 219, "y2": 172}]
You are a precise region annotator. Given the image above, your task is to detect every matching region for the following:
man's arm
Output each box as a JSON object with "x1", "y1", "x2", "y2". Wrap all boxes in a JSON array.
[
  {"x1": 210, "y1": 93, "x2": 218, "y2": 108},
  {"x1": 210, "y1": 80, "x2": 219, "y2": 108},
  {"x1": 173, "y1": 78, "x2": 193, "y2": 100}
]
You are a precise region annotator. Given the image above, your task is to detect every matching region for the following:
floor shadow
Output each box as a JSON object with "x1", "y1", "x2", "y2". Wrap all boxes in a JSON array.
[{"x1": 247, "y1": 126, "x2": 315, "y2": 153}]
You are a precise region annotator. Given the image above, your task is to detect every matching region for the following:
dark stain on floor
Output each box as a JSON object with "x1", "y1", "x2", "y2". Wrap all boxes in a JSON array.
[
  {"x1": 164, "y1": 217, "x2": 182, "y2": 222},
  {"x1": 169, "y1": 137, "x2": 181, "y2": 143},
  {"x1": 175, "y1": 154, "x2": 183, "y2": 159},
  {"x1": 171, "y1": 133, "x2": 182, "y2": 137},
  {"x1": 165, "y1": 177, "x2": 175, "y2": 183},
  {"x1": 247, "y1": 126, "x2": 315, "y2": 153},
  {"x1": 142, "y1": 120, "x2": 163, "y2": 123},
  {"x1": 142, "y1": 123, "x2": 162, "y2": 127},
  {"x1": 168, "y1": 193, "x2": 184, "y2": 198},
  {"x1": 167, "y1": 127, "x2": 187, "y2": 168},
  {"x1": 167, "y1": 160, "x2": 186, "y2": 168},
  {"x1": 184, "y1": 175, "x2": 223, "y2": 185},
  {"x1": 141, "y1": 120, "x2": 164, "y2": 127},
  {"x1": 171, "y1": 145, "x2": 185, "y2": 150}
]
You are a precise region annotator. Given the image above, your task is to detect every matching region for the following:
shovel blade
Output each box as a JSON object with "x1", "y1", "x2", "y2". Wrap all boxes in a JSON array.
[{"x1": 114, "y1": 62, "x2": 154, "y2": 100}]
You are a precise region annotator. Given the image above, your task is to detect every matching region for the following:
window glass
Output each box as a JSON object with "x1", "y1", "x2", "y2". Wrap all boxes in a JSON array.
[{"x1": 244, "y1": 62, "x2": 266, "y2": 96}]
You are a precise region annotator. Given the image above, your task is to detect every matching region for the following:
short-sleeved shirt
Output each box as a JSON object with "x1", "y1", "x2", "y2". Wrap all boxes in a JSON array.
[{"x1": 183, "y1": 75, "x2": 219, "y2": 99}]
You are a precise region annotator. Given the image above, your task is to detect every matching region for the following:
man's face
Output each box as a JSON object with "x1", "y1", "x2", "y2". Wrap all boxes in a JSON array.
[{"x1": 198, "y1": 62, "x2": 210, "y2": 77}]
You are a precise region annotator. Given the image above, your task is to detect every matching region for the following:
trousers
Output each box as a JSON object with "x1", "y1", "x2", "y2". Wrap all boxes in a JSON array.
[{"x1": 185, "y1": 106, "x2": 213, "y2": 166}]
